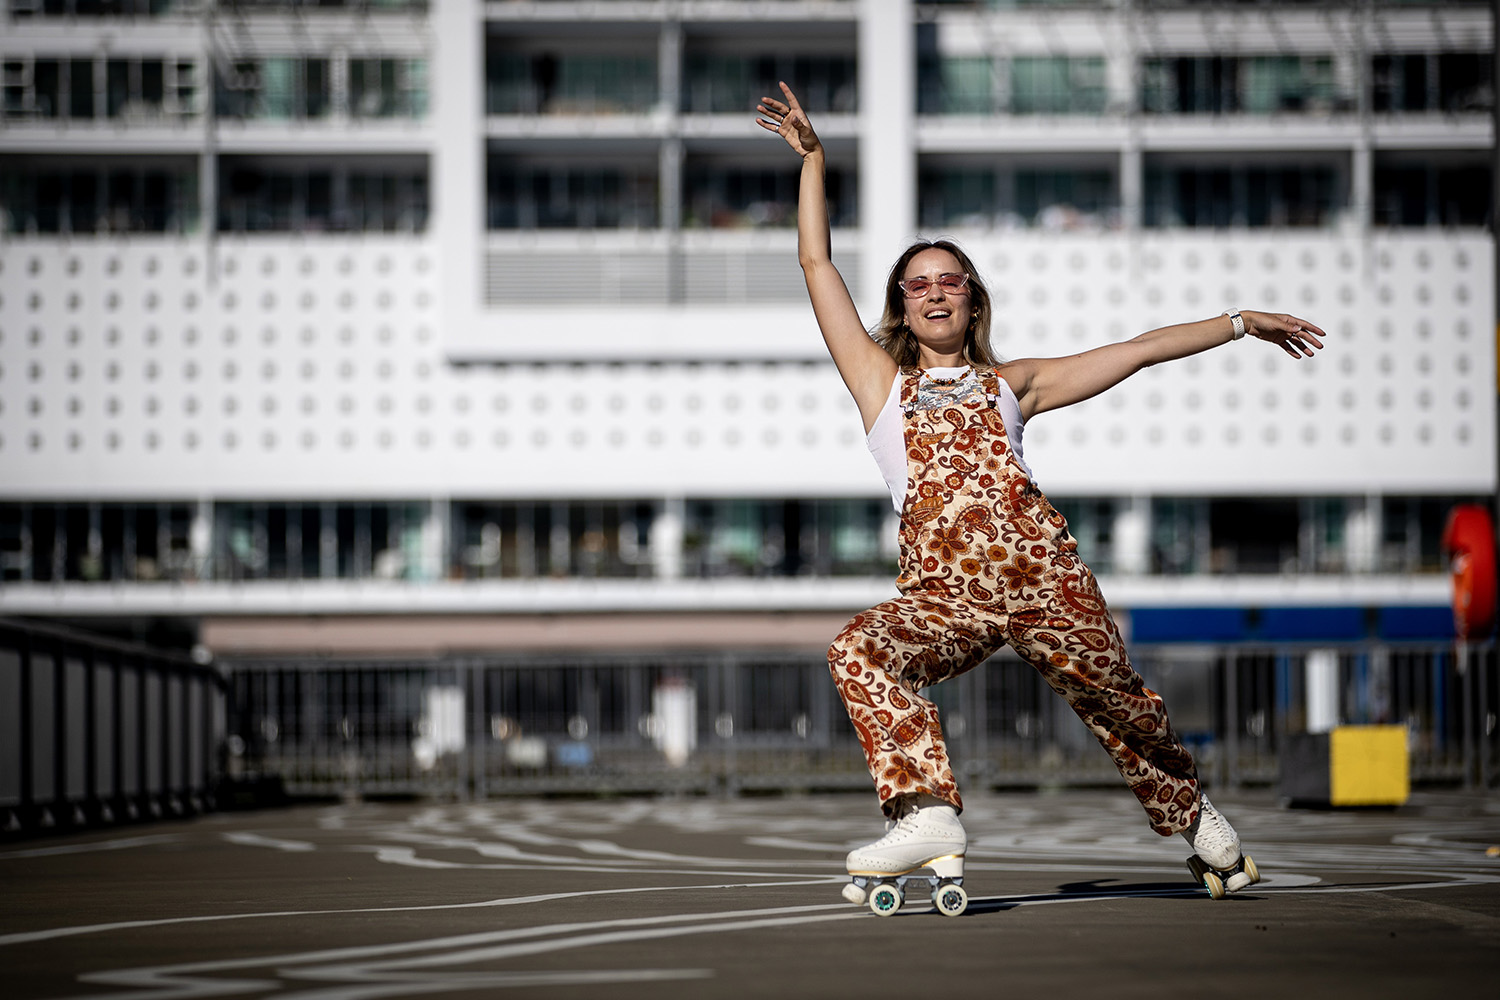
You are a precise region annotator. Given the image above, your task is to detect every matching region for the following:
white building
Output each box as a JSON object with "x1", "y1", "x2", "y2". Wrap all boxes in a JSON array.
[{"x1": 0, "y1": 0, "x2": 1493, "y2": 659}]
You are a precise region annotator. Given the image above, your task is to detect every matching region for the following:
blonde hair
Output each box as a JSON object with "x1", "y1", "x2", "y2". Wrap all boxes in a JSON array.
[{"x1": 872, "y1": 239, "x2": 1001, "y2": 368}]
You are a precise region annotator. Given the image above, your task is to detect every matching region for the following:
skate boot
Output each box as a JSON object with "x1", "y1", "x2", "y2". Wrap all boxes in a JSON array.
[
  {"x1": 1181, "y1": 794, "x2": 1260, "y2": 899},
  {"x1": 840, "y1": 795, "x2": 968, "y2": 917}
]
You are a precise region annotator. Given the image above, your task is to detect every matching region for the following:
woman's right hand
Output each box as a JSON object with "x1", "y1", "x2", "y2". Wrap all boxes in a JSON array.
[{"x1": 756, "y1": 81, "x2": 822, "y2": 159}]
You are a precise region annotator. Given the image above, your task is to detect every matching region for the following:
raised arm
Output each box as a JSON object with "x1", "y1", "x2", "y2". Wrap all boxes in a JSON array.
[
  {"x1": 1005, "y1": 311, "x2": 1326, "y2": 421},
  {"x1": 757, "y1": 83, "x2": 895, "y2": 430}
]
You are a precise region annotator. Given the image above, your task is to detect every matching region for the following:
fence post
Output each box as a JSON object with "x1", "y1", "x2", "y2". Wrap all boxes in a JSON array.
[
  {"x1": 84, "y1": 645, "x2": 97, "y2": 824},
  {"x1": 52, "y1": 637, "x2": 67, "y2": 826},
  {"x1": 470, "y1": 659, "x2": 487, "y2": 802},
  {"x1": 1481, "y1": 643, "x2": 1493, "y2": 789},
  {"x1": 1459, "y1": 641, "x2": 1476, "y2": 789},
  {"x1": 1221, "y1": 653, "x2": 1237, "y2": 789},
  {"x1": 18, "y1": 630, "x2": 34, "y2": 829},
  {"x1": 455, "y1": 663, "x2": 469, "y2": 802}
]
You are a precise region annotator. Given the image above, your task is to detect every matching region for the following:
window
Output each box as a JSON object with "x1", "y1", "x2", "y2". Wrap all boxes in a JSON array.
[
  {"x1": 349, "y1": 58, "x2": 428, "y2": 118},
  {"x1": 683, "y1": 161, "x2": 857, "y2": 229},
  {"x1": 1142, "y1": 55, "x2": 1345, "y2": 114},
  {"x1": 919, "y1": 162, "x2": 1118, "y2": 230},
  {"x1": 681, "y1": 53, "x2": 857, "y2": 115},
  {"x1": 683, "y1": 500, "x2": 893, "y2": 578},
  {"x1": 487, "y1": 160, "x2": 658, "y2": 230},
  {"x1": 1144, "y1": 161, "x2": 1341, "y2": 228},
  {"x1": 0, "y1": 157, "x2": 199, "y2": 234},
  {"x1": 1372, "y1": 52, "x2": 1494, "y2": 113},
  {"x1": 1374, "y1": 154, "x2": 1491, "y2": 228},
  {"x1": 215, "y1": 57, "x2": 332, "y2": 120},
  {"x1": 1011, "y1": 56, "x2": 1106, "y2": 114},
  {"x1": 12, "y1": 1, "x2": 194, "y2": 16},
  {"x1": 486, "y1": 50, "x2": 657, "y2": 115},
  {"x1": 217, "y1": 158, "x2": 428, "y2": 233},
  {"x1": 215, "y1": 502, "x2": 427, "y2": 582},
  {"x1": 0, "y1": 503, "x2": 197, "y2": 584},
  {"x1": 451, "y1": 502, "x2": 655, "y2": 580},
  {"x1": 918, "y1": 56, "x2": 994, "y2": 114},
  {"x1": 103, "y1": 57, "x2": 196, "y2": 118}
]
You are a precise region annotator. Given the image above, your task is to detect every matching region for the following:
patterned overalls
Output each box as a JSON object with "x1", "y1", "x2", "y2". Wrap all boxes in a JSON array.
[{"x1": 827, "y1": 367, "x2": 1201, "y2": 836}]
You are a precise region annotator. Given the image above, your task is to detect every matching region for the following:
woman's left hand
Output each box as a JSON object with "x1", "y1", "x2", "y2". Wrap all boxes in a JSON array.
[{"x1": 1243, "y1": 311, "x2": 1326, "y2": 359}]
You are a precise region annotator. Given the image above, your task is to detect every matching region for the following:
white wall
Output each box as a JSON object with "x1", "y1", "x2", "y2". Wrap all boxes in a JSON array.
[{"x1": 0, "y1": 232, "x2": 1492, "y2": 499}]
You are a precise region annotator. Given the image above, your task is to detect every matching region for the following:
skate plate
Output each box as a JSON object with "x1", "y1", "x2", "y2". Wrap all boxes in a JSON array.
[
  {"x1": 845, "y1": 872, "x2": 968, "y2": 917},
  {"x1": 1186, "y1": 853, "x2": 1260, "y2": 899}
]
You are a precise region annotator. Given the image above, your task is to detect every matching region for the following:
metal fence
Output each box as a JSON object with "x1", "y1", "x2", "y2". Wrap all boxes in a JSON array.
[
  {"x1": 0, "y1": 619, "x2": 225, "y2": 835},
  {"x1": 223, "y1": 639, "x2": 1498, "y2": 800}
]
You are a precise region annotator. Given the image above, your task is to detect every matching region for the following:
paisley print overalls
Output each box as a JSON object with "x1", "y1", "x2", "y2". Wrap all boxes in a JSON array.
[{"x1": 827, "y1": 367, "x2": 1201, "y2": 836}]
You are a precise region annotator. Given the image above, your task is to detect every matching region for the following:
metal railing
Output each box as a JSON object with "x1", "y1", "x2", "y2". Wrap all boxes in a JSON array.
[
  {"x1": 222, "y1": 638, "x2": 1498, "y2": 801},
  {"x1": 0, "y1": 619, "x2": 225, "y2": 835}
]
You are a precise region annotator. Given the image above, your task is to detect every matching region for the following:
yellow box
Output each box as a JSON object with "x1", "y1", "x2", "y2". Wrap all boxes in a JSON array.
[{"x1": 1329, "y1": 725, "x2": 1410, "y2": 806}]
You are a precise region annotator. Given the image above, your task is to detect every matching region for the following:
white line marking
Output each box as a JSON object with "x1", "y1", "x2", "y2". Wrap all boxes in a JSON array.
[
  {"x1": 0, "y1": 834, "x2": 180, "y2": 860},
  {"x1": 222, "y1": 833, "x2": 317, "y2": 853},
  {"x1": 0, "y1": 880, "x2": 836, "y2": 948},
  {"x1": 66, "y1": 874, "x2": 1500, "y2": 1000}
]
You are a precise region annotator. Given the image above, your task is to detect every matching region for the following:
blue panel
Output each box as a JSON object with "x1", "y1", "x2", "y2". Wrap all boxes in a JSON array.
[
  {"x1": 1129, "y1": 607, "x2": 1247, "y2": 643},
  {"x1": 1256, "y1": 606, "x2": 1365, "y2": 642},
  {"x1": 1377, "y1": 606, "x2": 1455, "y2": 641}
]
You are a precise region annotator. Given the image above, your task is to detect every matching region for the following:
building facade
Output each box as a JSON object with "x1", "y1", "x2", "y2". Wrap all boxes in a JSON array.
[{"x1": 0, "y1": 0, "x2": 1493, "y2": 658}]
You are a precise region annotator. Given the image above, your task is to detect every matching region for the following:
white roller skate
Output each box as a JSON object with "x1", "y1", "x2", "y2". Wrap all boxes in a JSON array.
[
  {"x1": 1182, "y1": 794, "x2": 1261, "y2": 899},
  {"x1": 840, "y1": 795, "x2": 968, "y2": 917}
]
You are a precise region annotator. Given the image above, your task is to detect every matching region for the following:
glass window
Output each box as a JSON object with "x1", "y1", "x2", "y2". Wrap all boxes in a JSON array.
[
  {"x1": 683, "y1": 162, "x2": 856, "y2": 229},
  {"x1": 1372, "y1": 52, "x2": 1494, "y2": 113},
  {"x1": 35, "y1": 59, "x2": 61, "y2": 117},
  {"x1": 681, "y1": 54, "x2": 857, "y2": 115},
  {"x1": 1143, "y1": 55, "x2": 1345, "y2": 115},
  {"x1": 216, "y1": 57, "x2": 336, "y2": 121},
  {"x1": 0, "y1": 157, "x2": 198, "y2": 234},
  {"x1": 1144, "y1": 163, "x2": 1340, "y2": 228},
  {"x1": 218, "y1": 158, "x2": 427, "y2": 234},
  {"x1": 919, "y1": 162, "x2": 1118, "y2": 230},
  {"x1": 68, "y1": 58, "x2": 93, "y2": 118},
  {"x1": 1011, "y1": 57, "x2": 1105, "y2": 114},
  {"x1": 939, "y1": 57, "x2": 994, "y2": 114},
  {"x1": 1374, "y1": 154, "x2": 1491, "y2": 228},
  {"x1": 487, "y1": 161, "x2": 658, "y2": 230},
  {"x1": 349, "y1": 58, "x2": 429, "y2": 119},
  {"x1": 486, "y1": 50, "x2": 657, "y2": 115}
]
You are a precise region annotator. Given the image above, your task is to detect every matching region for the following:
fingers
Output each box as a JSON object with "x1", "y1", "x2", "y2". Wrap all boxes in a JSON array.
[
  {"x1": 1277, "y1": 315, "x2": 1323, "y2": 359},
  {"x1": 779, "y1": 80, "x2": 803, "y2": 109},
  {"x1": 755, "y1": 99, "x2": 791, "y2": 135}
]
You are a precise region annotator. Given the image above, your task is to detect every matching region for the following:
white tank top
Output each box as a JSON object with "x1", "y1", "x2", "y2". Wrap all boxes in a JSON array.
[{"x1": 865, "y1": 366, "x2": 1034, "y2": 514}]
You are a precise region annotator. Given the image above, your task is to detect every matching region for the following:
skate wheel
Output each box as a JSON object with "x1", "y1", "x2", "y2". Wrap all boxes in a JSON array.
[
  {"x1": 1243, "y1": 855, "x2": 1260, "y2": 885},
  {"x1": 842, "y1": 882, "x2": 868, "y2": 905},
  {"x1": 1202, "y1": 870, "x2": 1226, "y2": 900},
  {"x1": 934, "y1": 882, "x2": 968, "y2": 917},
  {"x1": 868, "y1": 883, "x2": 901, "y2": 917}
]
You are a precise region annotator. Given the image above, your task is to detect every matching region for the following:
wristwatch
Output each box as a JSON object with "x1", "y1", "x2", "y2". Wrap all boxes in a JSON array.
[{"x1": 1223, "y1": 308, "x2": 1246, "y2": 341}]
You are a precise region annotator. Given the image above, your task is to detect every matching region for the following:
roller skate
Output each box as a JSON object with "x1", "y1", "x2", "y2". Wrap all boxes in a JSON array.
[
  {"x1": 1182, "y1": 794, "x2": 1260, "y2": 899},
  {"x1": 840, "y1": 795, "x2": 969, "y2": 917}
]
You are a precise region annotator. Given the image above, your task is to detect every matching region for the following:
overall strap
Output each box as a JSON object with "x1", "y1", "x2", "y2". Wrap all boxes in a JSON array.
[
  {"x1": 979, "y1": 367, "x2": 1001, "y2": 409},
  {"x1": 899, "y1": 367, "x2": 922, "y2": 416}
]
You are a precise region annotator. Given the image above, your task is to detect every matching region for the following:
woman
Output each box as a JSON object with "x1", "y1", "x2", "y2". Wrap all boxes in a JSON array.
[{"x1": 756, "y1": 83, "x2": 1325, "y2": 914}]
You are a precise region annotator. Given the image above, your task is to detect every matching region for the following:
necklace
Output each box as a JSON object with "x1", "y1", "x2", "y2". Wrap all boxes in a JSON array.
[{"x1": 922, "y1": 366, "x2": 971, "y2": 386}]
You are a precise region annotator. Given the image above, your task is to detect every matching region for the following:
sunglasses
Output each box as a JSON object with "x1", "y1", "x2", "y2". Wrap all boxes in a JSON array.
[{"x1": 897, "y1": 273, "x2": 970, "y2": 299}]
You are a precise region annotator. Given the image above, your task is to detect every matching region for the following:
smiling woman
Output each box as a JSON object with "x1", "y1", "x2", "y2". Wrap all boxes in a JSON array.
[{"x1": 757, "y1": 81, "x2": 1324, "y2": 916}]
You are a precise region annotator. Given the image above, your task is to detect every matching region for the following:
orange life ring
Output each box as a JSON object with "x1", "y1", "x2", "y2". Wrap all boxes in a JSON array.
[{"x1": 1441, "y1": 505, "x2": 1497, "y2": 639}]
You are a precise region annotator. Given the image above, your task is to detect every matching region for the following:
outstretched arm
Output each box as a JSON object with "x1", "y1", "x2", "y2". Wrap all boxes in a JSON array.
[
  {"x1": 1005, "y1": 311, "x2": 1326, "y2": 421},
  {"x1": 758, "y1": 82, "x2": 895, "y2": 431}
]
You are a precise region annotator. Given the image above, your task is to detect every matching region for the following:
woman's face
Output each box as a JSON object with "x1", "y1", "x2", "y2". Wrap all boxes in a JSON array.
[{"x1": 900, "y1": 248, "x2": 972, "y2": 354}]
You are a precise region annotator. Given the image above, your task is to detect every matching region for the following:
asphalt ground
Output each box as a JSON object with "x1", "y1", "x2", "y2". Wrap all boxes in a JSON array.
[{"x1": 2, "y1": 789, "x2": 1498, "y2": 1000}]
